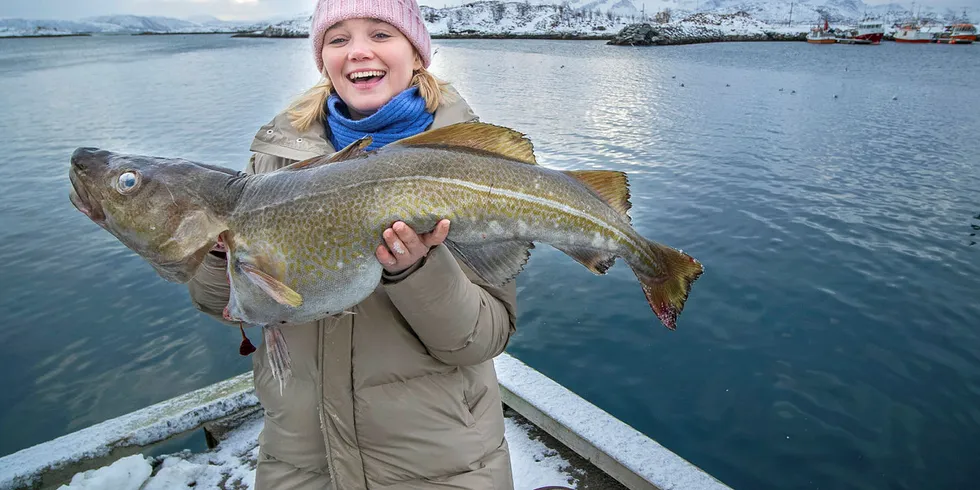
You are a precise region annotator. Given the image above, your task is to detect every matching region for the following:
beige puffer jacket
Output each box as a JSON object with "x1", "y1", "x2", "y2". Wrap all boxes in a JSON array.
[{"x1": 187, "y1": 86, "x2": 518, "y2": 490}]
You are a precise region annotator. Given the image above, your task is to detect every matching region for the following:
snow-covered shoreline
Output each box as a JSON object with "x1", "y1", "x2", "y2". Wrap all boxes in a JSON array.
[
  {"x1": 0, "y1": 15, "x2": 266, "y2": 38},
  {"x1": 607, "y1": 12, "x2": 810, "y2": 45},
  {"x1": 6, "y1": 0, "x2": 964, "y2": 41}
]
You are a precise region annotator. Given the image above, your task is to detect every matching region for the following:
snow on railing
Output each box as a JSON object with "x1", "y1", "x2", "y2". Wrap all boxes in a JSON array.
[{"x1": 0, "y1": 373, "x2": 257, "y2": 490}]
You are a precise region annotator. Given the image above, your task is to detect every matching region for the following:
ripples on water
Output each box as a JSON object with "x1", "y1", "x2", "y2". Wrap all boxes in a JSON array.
[{"x1": 1, "y1": 36, "x2": 978, "y2": 490}]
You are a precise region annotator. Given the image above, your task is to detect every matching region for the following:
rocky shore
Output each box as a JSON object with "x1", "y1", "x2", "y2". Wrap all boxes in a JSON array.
[
  {"x1": 432, "y1": 31, "x2": 613, "y2": 40},
  {"x1": 0, "y1": 33, "x2": 92, "y2": 38},
  {"x1": 606, "y1": 12, "x2": 810, "y2": 46},
  {"x1": 231, "y1": 28, "x2": 615, "y2": 41},
  {"x1": 226, "y1": 11, "x2": 808, "y2": 45},
  {"x1": 607, "y1": 22, "x2": 806, "y2": 45},
  {"x1": 231, "y1": 26, "x2": 308, "y2": 38}
]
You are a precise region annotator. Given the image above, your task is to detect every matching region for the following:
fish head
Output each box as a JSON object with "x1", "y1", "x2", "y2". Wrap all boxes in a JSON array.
[{"x1": 68, "y1": 147, "x2": 231, "y2": 283}]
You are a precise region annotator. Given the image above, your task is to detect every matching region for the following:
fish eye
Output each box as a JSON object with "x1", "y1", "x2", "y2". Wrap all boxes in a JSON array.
[{"x1": 116, "y1": 171, "x2": 140, "y2": 194}]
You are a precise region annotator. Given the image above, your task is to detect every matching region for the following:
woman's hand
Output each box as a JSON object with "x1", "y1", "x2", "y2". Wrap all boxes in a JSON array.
[{"x1": 377, "y1": 220, "x2": 451, "y2": 275}]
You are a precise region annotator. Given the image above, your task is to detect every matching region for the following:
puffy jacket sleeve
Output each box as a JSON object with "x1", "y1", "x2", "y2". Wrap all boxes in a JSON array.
[
  {"x1": 185, "y1": 153, "x2": 292, "y2": 325},
  {"x1": 383, "y1": 244, "x2": 517, "y2": 366},
  {"x1": 186, "y1": 251, "x2": 237, "y2": 325}
]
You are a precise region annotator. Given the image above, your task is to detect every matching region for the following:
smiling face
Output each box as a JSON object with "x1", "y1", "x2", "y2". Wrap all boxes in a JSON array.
[{"x1": 321, "y1": 18, "x2": 421, "y2": 119}]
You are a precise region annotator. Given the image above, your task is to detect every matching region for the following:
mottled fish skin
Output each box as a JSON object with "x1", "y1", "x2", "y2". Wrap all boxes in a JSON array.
[{"x1": 226, "y1": 145, "x2": 668, "y2": 327}]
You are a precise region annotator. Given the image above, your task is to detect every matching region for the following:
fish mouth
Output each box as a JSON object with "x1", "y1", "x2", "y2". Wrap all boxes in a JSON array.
[{"x1": 68, "y1": 168, "x2": 106, "y2": 225}]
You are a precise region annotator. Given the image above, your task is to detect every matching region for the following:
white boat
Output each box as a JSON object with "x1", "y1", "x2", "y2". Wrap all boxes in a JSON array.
[
  {"x1": 0, "y1": 353, "x2": 732, "y2": 490},
  {"x1": 894, "y1": 22, "x2": 939, "y2": 43}
]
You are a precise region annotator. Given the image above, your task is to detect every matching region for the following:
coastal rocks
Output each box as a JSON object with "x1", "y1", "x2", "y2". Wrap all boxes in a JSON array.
[
  {"x1": 232, "y1": 24, "x2": 308, "y2": 38},
  {"x1": 432, "y1": 31, "x2": 610, "y2": 40},
  {"x1": 608, "y1": 12, "x2": 808, "y2": 46},
  {"x1": 607, "y1": 22, "x2": 806, "y2": 45},
  {"x1": 606, "y1": 23, "x2": 664, "y2": 45}
]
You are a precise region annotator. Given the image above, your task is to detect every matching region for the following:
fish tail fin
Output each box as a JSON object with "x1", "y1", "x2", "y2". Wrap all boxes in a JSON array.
[{"x1": 628, "y1": 239, "x2": 704, "y2": 331}]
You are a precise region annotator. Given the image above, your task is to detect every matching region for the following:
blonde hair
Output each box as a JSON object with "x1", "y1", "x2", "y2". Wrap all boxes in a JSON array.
[{"x1": 287, "y1": 56, "x2": 455, "y2": 133}]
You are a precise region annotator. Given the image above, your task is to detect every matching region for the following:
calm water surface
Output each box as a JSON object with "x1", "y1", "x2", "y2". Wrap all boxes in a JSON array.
[{"x1": 1, "y1": 35, "x2": 978, "y2": 490}]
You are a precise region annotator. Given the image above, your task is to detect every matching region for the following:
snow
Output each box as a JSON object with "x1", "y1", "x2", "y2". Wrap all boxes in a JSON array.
[
  {"x1": 675, "y1": 11, "x2": 795, "y2": 36},
  {"x1": 0, "y1": 373, "x2": 257, "y2": 490},
  {"x1": 0, "y1": 352, "x2": 728, "y2": 489},
  {"x1": 680, "y1": 0, "x2": 973, "y2": 25},
  {"x1": 58, "y1": 455, "x2": 153, "y2": 490},
  {"x1": 423, "y1": 2, "x2": 634, "y2": 37},
  {"x1": 4, "y1": 1, "x2": 973, "y2": 39},
  {"x1": 54, "y1": 409, "x2": 578, "y2": 490},
  {"x1": 56, "y1": 414, "x2": 263, "y2": 490},
  {"x1": 494, "y1": 353, "x2": 732, "y2": 490},
  {"x1": 239, "y1": 13, "x2": 313, "y2": 38},
  {"x1": 505, "y1": 416, "x2": 578, "y2": 489},
  {"x1": 0, "y1": 16, "x2": 263, "y2": 37}
]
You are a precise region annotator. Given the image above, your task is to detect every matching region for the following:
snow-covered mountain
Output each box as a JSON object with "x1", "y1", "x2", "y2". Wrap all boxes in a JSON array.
[
  {"x1": 664, "y1": 0, "x2": 972, "y2": 25},
  {"x1": 0, "y1": 15, "x2": 263, "y2": 37},
  {"x1": 1, "y1": 0, "x2": 975, "y2": 38},
  {"x1": 503, "y1": 0, "x2": 641, "y2": 16},
  {"x1": 241, "y1": 3, "x2": 639, "y2": 39},
  {"x1": 0, "y1": 18, "x2": 91, "y2": 37},
  {"x1": 420, "y1": 1, "x2": 637, "y2": 36},
  {"x1": 246, "y1": 13, "x2": 313, "y2": 37}
]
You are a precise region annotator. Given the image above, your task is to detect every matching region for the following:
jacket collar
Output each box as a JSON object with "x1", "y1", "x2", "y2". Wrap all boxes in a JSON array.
[{"x1": 249, "y1": 84, "x2": 478, "y2": 162}]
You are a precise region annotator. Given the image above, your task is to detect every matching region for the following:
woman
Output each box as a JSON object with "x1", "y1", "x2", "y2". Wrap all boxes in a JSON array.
[{"x1": 187, "y1": 0, "x2": 518, "y2": 488}]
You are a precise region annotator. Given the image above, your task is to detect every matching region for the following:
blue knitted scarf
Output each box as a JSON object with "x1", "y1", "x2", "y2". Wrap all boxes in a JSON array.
[{"x1": 325, "y1": 87, "x2": 434, "y2": 152}]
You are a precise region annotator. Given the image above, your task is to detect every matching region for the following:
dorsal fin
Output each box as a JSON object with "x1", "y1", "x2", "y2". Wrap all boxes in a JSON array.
[
  {"x1": 281, "y1": 136, "x2": 373, "y2": 171},
  {"x1": 387, "y1": 122, "x2": 537, "y2": 165},
  {"x1": 562, "y1": 170, "x2": 632, "y2": 221}
]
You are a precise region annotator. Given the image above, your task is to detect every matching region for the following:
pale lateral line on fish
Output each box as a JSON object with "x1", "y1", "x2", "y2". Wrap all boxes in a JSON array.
[
  {"x1": 246, "y1": 175, "x2": 647, "y2": 259},
  {"x1": 278, "y1": 175, "x2": 649, "y2": 261},
  {"x1": 399, "y1": 175, "x2": 628, "y2": 236}
]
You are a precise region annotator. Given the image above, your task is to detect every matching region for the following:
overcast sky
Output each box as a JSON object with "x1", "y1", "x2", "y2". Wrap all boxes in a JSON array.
[{"x1": 0, "y1": 0, "x2": 972, "y2": 22}]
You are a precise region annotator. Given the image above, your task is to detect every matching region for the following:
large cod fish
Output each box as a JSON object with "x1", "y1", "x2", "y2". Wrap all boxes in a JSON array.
[{"x1": 68, "y1": 122, "x2": 704, "y2": 386}]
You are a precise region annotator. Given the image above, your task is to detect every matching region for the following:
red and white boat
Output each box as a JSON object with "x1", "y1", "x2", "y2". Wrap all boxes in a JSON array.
[
  {"x1": 894, "y1": 22, "x2": 935, "y2": 43},
  {"x1": 807, "y1": 19, "x2": 837, "y2": 44},
  {"x1": 854, "y1": 19, "x2": 884, "y2": 44},
  {"x1": 838, "y1": 19, "x2": 885, "y2": 44},
  {"x1": 944, "y1": 23, "x2": 977, "y2": 44}
]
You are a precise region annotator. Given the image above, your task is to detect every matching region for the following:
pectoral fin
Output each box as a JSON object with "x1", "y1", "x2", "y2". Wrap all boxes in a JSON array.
[
  {"x1": 445, "y1": 239, "x2": 535, "y2": 287},
  {"x1": 238, "y1": 261, "x2": 303, "y2": 307}
]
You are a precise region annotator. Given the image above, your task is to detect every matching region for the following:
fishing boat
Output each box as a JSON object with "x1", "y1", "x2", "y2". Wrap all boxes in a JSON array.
[
  {"x1": 838, "y1": 19, "x2": 884, "y2": 44},
  {"x1": 941, "y1": 23, "x2": 977, "y2": 44},
  {"x1": 807, "y1": 19, "x2": 838, "y2": 44},
  {"x1": 0, "y1": 353, "x2": 732, "y2": 490},
  {"x1": 894, "y1": 22, "x2": 937, "y2": 43}
]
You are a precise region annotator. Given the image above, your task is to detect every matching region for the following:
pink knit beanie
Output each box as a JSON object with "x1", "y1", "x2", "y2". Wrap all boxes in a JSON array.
[{"x1": 310, "y1": 0, "x2": 432, "y2": 74}]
